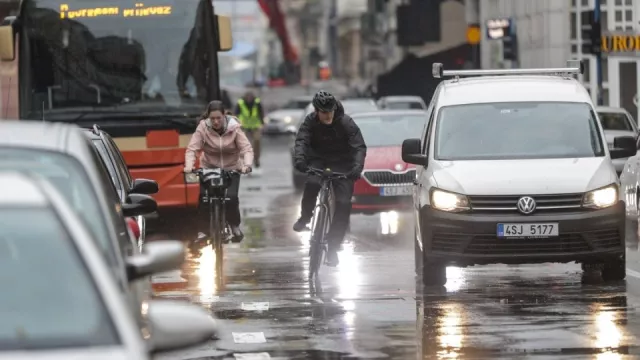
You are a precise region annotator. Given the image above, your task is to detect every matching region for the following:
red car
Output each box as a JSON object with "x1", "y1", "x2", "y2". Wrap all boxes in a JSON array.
[{"x1": 351, "y1": 110, "x2": 427, "y2": 214}]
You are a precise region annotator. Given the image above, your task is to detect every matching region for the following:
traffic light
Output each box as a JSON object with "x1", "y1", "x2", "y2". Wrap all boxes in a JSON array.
[
  {"x1": 581, "y1": 10, "x2": 602, "y2": 55},
  {"x1": 502, "y1": 33, "x2": 518, "y2": 61}
]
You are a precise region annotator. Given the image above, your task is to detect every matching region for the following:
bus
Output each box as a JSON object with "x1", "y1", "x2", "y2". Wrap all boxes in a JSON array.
[{"x1": 0, "y1": 0, "x2": 232, "y2": 232}]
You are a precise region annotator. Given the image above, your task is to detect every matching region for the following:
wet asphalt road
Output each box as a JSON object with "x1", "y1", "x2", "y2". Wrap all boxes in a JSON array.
[{"x1": 152, "y1": 136, "x2": 640, "y2": 360}]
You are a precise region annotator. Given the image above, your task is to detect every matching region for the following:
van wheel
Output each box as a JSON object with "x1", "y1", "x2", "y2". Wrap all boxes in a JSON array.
[
  {"x1": 423, "y1": 261, "x2": 446, "y2": 286},
  {"x1": 602, "y1": 257, "x2": 626, "y2": 281}
]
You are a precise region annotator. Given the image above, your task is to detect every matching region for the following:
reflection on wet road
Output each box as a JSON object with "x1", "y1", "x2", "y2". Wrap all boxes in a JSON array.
[{"x1": 154, "y1": 137, "x2": 640, "y2": 359}]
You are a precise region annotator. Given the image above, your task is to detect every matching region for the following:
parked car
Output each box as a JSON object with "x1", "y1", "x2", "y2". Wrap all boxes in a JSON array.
[
  {"x1": 377, "y1": 95, "x2": 427, "y2": 110},
  {"x1": 341, "y1": 98, "x2": 379, "y2": 114},
  {"x1": 262, "y1": 109, "x2": 305, "y2": 135},
  {"x1": 595, "y1": 106, "x2": 639, "y2": 176},
  {"x1": 0, "y1": 120, "x2": 160, "y2": 336},
  {"x1": 350, "y1": 110, "x2": 427, "y2": 214},
  {"x1": 0, "y1": 171, "x2": 217, "y2": 358},
  {"x1": 84, "y1": 125, "x2": 159, "y2": 249},
  {"x1": 402, "y1": 63, "x2": 636, "y2": 286}
]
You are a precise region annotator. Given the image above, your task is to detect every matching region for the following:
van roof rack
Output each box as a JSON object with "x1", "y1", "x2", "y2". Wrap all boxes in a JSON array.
[
  {"x1": 432, "y1": 60, "x2": 584, "y2": 79},
  {"x1": 92, "y1": 124, "x2": 101, "y2": 135}
]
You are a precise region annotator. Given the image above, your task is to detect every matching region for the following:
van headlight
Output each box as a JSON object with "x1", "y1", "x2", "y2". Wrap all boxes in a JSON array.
[
  {"x1": 430, "y1": 188, "x2": 470, "y2": 212},
  {"x1": 582, "y1": 184, "x2": 618, "y2": 209}
]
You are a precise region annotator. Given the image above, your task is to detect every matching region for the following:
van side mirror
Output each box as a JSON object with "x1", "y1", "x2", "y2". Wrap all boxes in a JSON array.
[
  {"x1": 0, "y1": 24, "x2": 15, "y2": 61},
  {"x1": 610, "y1": 135, "x2": 637, "y2": 159},
  {"x1": 148, "y1": 300, "x2": 218, "y2": 354},
  {"x1": 401, "y1": 138, "x2": 427, "y2": 165},
  {"x1": 123, "y1": 193, "x2": 157, "y2": 217},
  {"x1": 131, "y1": 178, "x2": 159, "y2": 195}
]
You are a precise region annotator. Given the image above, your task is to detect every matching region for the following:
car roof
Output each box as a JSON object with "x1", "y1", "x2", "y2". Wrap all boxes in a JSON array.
[
  {"x1": 595, "y1": 106, "x2": 629, "y2": 114},
  {"x1": 0, "y1": 172, "x2": 49, "y2": 206},
  {"x1": 436, "y1": 76, "x2": 591, "y2": 107},
  {"x1": 352, "y1": 109, "x2": 428, "y2": 118}
]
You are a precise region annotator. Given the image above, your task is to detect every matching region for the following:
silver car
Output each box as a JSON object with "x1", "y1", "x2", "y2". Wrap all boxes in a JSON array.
[
  {"x1": 0, "y1": 171, "x2": 217, "y2": 359},
  {"x1": 377, "y1": 95, "x2": 427, "y2": 110},
  {"x1": 596, "y1": 106, "x2": 639, "y2": 175},
  {"x1": 262, "y1": 108, "x2": 304, "y2": 135}
]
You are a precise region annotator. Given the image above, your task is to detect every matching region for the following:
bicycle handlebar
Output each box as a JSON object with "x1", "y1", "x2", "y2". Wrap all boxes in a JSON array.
[
  {"x1": 189, "y1": 168, "x2": 250, "y2": 175},
  {"x1": 306, "y1": 167, "x2": 348, "y2": 179}
]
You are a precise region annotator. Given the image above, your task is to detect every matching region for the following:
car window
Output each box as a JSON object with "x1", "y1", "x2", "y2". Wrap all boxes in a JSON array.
[
  {"x1": 435, "y1": 102, "x2": 605, "y2": 161},
  {"x1": 0, "y1": 148, "x2": 118, "y2": 267},
  {"x1": 342, "y1": 101, "x2": 378, "y2": 114},
  {"x1": 104, "y1": 134, "x2": 133, "y2": 189},
  {"x1": 598, "y1": 112, "x2": 635, "y2": 131},
  {"x1": 87, "y1": 143, "x2": 134, "y2": 257},
  {"x1": 354, "y1": 114, "x2": 427, "y2": 147},
  {"x1": 0, "y1": 207, "x2": 119, "y2": 350},
  {"x1": 387, "y1": 102, "x2": 426, "y2": 110},
  {"x1": 284, "y1": 100, "x2": 310, "y2": 109},
  {"x1": 92, "y1": 139, "x2": 123, "y2": 198}
]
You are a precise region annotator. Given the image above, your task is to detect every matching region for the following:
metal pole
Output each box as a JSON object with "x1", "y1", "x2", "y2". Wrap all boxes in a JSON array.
[{"x1": 594, "y1": 0, "x2": 603, "y2": 105}]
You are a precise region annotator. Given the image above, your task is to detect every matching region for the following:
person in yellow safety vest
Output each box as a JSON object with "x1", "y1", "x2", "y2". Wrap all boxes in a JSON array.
[{"x1": 234, "y1": 91, "x2": 264, "y2": 168}]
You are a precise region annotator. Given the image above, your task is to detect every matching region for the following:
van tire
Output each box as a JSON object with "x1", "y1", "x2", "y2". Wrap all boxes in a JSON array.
[
  {"x1": 422, "y1": 260, "x2": 446, "y2": 286},
  {"x1": 602, "y1": 256, "x2": 626, "y2": 281}
]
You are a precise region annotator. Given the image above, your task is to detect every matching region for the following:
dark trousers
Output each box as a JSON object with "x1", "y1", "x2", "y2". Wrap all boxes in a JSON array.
[
  {"x1": 197, "y1": 173, "x2": 241, "y2": 234},
  {"x1": 300, "y1": 162, "x2": 354, "y2": 251}
]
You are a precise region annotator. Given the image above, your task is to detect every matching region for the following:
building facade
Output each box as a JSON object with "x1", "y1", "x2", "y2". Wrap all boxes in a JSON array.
[{"x1": 475, "y1": 0, "x2": 640, "y2": 120}]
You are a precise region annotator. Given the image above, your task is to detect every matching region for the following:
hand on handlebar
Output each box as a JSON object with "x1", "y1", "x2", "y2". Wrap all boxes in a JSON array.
[{"x1": 241, "y1": 165, "x2": 252, "y2": 174}]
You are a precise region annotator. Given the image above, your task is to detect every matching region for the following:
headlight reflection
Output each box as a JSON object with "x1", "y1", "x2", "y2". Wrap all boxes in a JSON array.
[
  {"x1": 594, "y1": 304, "x2": 623, "y2": 359},
  {"x1": 437, "y1": 303, "x2": 464, "y2": 359},
  {"x1": 379, "y1": 211, "x2": 399, "y2": 235},
  {"x1": 196, "y1": 245, "x2": 217, "y2": 304}
]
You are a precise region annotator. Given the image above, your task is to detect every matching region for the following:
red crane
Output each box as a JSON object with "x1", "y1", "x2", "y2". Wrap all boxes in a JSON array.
[{"x1": 257, "y1": 0, "x2": 300, "y2": 85}]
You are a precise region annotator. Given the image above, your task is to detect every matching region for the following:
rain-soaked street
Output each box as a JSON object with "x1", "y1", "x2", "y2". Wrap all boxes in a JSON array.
[{"x1": 152, "y1": 136, "x2": 640, "y2": 359}]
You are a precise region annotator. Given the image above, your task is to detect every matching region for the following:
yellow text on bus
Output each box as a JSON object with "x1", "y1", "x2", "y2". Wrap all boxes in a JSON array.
[{"x1": 59, "y1": 3, "x2": 172, "y2": 19}]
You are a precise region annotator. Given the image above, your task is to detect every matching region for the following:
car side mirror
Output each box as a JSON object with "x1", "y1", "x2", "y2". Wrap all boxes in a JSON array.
[
  {"x1": 122, "y1": 194, "x2": 157, "y2": 217},
  {"x1": 148, "y1": 300, "x2": 219, "y2": 354},
  {"x1": 401, "y1": 138, "x2": 427, "y2": 165},
  {"x1": 126, "y1": 240, "x2": 184, "y2": 281},
  {"x1": 610, "y1": 135, "x2": 637, "y2": 159},
  {"x1": 131, "y1": 178, "x2": 159, "y2": 195}
]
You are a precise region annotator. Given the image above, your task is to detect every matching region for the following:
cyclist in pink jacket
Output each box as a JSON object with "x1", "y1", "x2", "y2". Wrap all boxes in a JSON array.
[{"x1": 184, "y1": 100, "x2": 254, "y2": 242}]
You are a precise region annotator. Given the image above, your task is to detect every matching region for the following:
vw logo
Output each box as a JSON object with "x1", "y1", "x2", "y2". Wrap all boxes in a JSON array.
[{"x1": 517, "y1": 196, "x2": 536, "y2": 215}]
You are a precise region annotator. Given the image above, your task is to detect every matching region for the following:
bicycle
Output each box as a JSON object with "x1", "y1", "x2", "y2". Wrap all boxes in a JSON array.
[
  {"x1": 190, "y1": 168, "x2": 247, "y2": 273},
  {"x1": 306, "y1": 167, "x2": 348, "y2": 279}
]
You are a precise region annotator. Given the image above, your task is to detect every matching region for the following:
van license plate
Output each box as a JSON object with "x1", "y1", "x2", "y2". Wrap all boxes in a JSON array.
[
  {"x1": 497, "y1": 223, "x2": 559, "y2": 237},
  {"x1": 380, "y1": 186, "x2": 412, "y2": 196}
]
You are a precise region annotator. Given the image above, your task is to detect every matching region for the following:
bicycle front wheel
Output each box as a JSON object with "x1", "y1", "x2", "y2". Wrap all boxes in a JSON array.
[
  {"x1": 212, "y1": 201, "x2": 224, "y2": 275},
  {"x1": 308, "y1": 206, "x2": 328, "y2": 278}
]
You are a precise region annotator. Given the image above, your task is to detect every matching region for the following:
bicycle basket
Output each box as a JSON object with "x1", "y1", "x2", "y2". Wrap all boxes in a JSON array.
[{"x1": 200, "y1": 169, "x2": 230, "y2": 189}]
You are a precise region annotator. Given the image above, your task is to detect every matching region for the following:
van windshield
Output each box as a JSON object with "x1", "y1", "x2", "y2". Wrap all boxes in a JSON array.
[{"x1": 434, "y1": 102, "x2": 605, "y2": 161}]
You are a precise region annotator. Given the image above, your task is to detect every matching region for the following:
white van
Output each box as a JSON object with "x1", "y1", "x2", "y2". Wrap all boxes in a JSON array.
[{"x1": 402, "y1": 61, "x2": 638, "y2": 286}]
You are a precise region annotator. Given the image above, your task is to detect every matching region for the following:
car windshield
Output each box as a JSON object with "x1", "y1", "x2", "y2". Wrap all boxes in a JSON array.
[
  {"x1": 598, "y1": 112, "x2": 635, "y2": 131},
  {"x1": 284, "y1": 99, "x2": 311, "y2": 110},
  {"x1": 354, "y1": 113, "x2": 427, "y2": 147},
  {"x1": 0, "y1": 149, "x2": 117, "y2": 267},
  {"x1": 22, "y1": 0, "x2": 214, "y2": 119},
  {"x1": 435, "y1": 102, "x2": 605, "y2": 160},
  {"x1": 386, "y1": 101, "x2": 425, "y2": 110},
  {"x1": 0, "y1": 208, "x2": 119, "y2": 350},
  {"x1": 342, "y1": 101, "x2": 378, "y2": 114}
]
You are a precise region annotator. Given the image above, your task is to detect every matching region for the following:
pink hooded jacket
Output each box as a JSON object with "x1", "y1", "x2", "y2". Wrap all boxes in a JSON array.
[{"x1": 185, "y1": 116, "x2": 254, "y2": 170}]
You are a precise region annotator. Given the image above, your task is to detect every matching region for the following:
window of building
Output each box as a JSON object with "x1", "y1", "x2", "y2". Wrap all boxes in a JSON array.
[
  {"x1": 602, "y1": 58, "x2": 608, "y2": 82},
  {"x1": 615, "y1": 0, "x2": 622, "y2": 5},
  {"x1": 570, "y1": 12, "x2": 577, "y2": 40},
  {"x1": 624, "y1": 0, "x2": 631, "y2": 5},
  {"x1": 571, "y1": 44, "x2": 578, "y2": 54},
  {"x1": 625, "y1": 10, "x2": 632, "y2": 22},
  {"x1": 615, "y1": 10, "x2": 622, "y2": 22},
  {"x1": 601, "y1": 88, "x2": 609, "y2": 106},
  {"x1": 602, "y1": 11, "x2": 608, "y2": 30},
  {"x1": 583, "y1": 58, "x2": 591, "y2": 82},
  {"x1": 601, "y1": 0, "x2": 607, "y2": 5},
  {"x1": 582, "y1": 0, "x2": 589, "y2": 6}
]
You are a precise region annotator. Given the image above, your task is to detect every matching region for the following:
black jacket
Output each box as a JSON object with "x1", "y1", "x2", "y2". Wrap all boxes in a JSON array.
[{"x1": 293, "y1": 101, "x2": 367, "y2": 170}]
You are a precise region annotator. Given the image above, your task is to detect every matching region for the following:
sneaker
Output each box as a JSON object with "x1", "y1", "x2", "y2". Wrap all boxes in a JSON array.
[
  {"x1": 230, "y1": 226, "x2": 244, "y2": 243},
  {"x1": 293, "y1": 217, "x2": 310, "y2": 232},
  {"x1": 325, "y1": 250, "x2": 339, "y2": 267}
]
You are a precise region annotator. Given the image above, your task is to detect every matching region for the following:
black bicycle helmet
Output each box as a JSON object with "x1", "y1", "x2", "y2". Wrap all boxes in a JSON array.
[{"x1": 312, "y1": 90, "x2": 337, "y2": 112}]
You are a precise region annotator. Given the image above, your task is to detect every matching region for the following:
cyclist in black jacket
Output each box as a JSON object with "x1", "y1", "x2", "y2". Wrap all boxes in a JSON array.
[{"x1": 293, "y1": 90, "x2": 367, "y2": 266}]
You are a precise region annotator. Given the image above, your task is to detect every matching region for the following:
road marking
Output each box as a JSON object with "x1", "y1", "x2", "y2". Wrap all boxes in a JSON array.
[
  {"x1": 234, "y1": 353, "x2": 271, "y2": 360},
  {"x1": 241, "y1": 302, "x2": 269, "y2": 311},
  {"x1": 627, "y1": 268, "x2": 640, "y2": 279},
  {"x1": 232, "y1": 332, "x2": 267, "y2": 344}
]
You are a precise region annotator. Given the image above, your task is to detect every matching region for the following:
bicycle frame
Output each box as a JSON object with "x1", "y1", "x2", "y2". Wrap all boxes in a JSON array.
[{"x1": 308, "y1": 173, "x2": 339, "y2": 278}]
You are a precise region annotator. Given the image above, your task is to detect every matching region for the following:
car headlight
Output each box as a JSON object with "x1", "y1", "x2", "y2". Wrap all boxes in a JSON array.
[
  {"x1": 263, "y1": 116, "x2": 270, "y2": 124},
  {"x1": 185, "y1": 173, "x2": 199, "y2": 184},
  {"x1": 582, "y1": 184, "x2": 618, "y2": 209},
  {"x1": 430, "y1": 188, "x2": 470, "y2": 212},
  {"x1": 284, "y1": 116, "x2": 292, "y2": 123}
]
